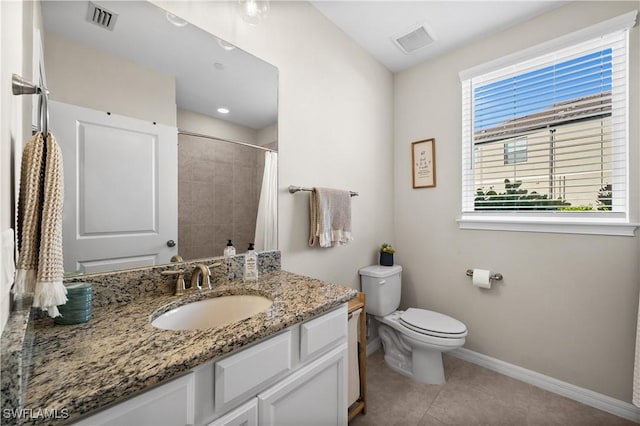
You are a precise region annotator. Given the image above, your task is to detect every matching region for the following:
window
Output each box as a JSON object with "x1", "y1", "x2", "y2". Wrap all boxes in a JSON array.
[
  {"x1": 459, "y1": 11, "x2": 637, "y2": 236},
  {"x1": 503, "y1": 139, "x2": 528, "y2": 165}
]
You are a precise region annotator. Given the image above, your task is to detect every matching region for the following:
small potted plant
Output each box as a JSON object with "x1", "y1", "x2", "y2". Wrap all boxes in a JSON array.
[{"x1": 379, "y1": 243, "x2": 395, "y2": 266}]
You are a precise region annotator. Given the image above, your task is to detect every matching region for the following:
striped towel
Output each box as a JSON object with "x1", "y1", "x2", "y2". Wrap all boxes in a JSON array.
[
  {"x1": 14, "y1": 132, "x2": 67, "y2": 317},
  {"x1": 309, "y1": 187, "x2": 353, "y2": 248}
]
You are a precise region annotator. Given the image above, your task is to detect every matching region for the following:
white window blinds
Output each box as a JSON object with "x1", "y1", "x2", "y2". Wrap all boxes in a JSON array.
[{"x1": 461, "y1": 18, "x2": 633, "y2": 221}]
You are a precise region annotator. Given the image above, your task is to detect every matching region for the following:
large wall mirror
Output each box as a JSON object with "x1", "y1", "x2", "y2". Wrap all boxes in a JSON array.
[{"x1": 40, "y1": 1, "x2": 278, "y2": 274}]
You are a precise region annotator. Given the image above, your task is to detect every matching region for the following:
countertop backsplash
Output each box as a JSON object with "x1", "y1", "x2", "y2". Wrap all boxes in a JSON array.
[{"x1": 63, "y1": 250, "x2": 281, "y2": 308}]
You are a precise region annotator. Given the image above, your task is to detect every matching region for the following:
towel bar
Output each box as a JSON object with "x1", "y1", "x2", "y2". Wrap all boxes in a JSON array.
[
  {"x1": 288, "y1": 185, "x2": 358, "y2": 197},
  {"x1": 12, "y1": 73, "x2": 49, "y2": 135}
]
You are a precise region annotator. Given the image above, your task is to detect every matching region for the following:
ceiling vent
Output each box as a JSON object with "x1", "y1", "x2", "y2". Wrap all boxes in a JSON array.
[
  {"x1": 86, "y1": 2, "x2": 118, "y2": 31},
  {"x1": 392, "y1": 23, "x2": 436, "y2": 55}
]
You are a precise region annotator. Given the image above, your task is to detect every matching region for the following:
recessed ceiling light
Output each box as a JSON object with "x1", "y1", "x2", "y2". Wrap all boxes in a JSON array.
[
  {"x1": 166, "y1": 12, "x2": 188, "y2": 27},
  {"x1": 217, "y1": 108, "x2": 230, "y2": 114}
]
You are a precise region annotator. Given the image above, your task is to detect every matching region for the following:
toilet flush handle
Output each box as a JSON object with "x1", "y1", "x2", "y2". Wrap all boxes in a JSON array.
[{"x1": 378, "y1": 279, "x2": 386, "y2": 285}]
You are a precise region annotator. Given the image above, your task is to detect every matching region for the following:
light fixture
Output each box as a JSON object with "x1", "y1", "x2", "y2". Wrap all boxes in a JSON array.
[
  {"x1": 217, "y1": 107, "x2": 230, "y2": 114},
  {"x1": 237, "y1": 0, "x2": 270, "y2": 26},
  {"x1": 166, "y1": 12, "x2": 188, "y2": 27}
]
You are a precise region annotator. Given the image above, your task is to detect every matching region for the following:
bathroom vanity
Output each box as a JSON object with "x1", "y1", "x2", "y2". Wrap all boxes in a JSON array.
[
  {"x1": 5, "y1": 264, "x2": 356, "y2": 426},
  {"x1": 75, "y1": 304, "x2": 348, "y2": 426}
]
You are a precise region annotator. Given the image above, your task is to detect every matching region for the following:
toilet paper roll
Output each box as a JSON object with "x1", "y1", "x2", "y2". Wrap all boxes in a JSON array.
[{"x1": 472, "y1": 269, "x2": 491, "y2": 289}]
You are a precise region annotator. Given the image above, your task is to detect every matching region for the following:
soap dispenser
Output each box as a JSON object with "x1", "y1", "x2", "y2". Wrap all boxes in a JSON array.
[
  {"x1": 223, "y1": 240, "x2": 236, "y2": 280},
  {"x1": 243, "y1": 243, "x2": 258, "y2": 281},
  {"x1": 224, "y1": 240, "x2": 236, "y2": 257}
]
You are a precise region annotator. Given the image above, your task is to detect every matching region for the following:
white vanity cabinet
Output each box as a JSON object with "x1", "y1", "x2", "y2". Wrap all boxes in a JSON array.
[
  {"x1": 257, "y1": 344, "x2": 348, "y2": 426},
  {"x1": 73, "y1": 304, "x2": 348, "y2": 426},
  {"x1": 208, "y1": 304, "x2": 348, "y2": 426}
]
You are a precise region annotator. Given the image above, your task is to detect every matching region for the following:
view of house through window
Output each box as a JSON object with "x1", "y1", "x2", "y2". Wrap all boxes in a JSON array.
[{"x1": 467, "y1": 44, "x2": 622, "y2": 213}]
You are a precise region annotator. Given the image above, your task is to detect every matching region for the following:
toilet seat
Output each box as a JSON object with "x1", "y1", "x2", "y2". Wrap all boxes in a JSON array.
[
  {"x1": 377, "y1": 311, "x2": 466, "y2": 350},
  {"x1": 399, "y1": 308, "x2": 467, "y2": 339}
]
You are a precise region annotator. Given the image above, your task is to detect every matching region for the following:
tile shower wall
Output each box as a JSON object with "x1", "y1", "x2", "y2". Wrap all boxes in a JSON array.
[{"x1": 178, "y1": 134, "x2": 263, "y2": 259}]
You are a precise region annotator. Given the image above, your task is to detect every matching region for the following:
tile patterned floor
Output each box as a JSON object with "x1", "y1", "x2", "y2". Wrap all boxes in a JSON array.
[{"x1": 350, "y1": 350, "x2": 636, "y2": 426}]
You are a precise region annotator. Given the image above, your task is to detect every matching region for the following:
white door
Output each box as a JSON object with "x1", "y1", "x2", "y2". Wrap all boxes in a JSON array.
[
  {"x1": 49, "y1": 100, "x2": 177, "y2": 273},
  {"x1": 258, "y1": 344, "x2": 348, "y2": 426}
]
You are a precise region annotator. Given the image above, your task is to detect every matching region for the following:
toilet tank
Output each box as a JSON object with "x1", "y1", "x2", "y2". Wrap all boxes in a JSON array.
[{"x1": 359, "y1": 264, "x2": 402, "y2": 316}]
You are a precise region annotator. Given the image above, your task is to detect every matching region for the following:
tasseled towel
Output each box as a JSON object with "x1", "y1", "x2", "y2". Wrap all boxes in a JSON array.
[
  {"x1": 14, "y1": 132, "x2": 67, "y2": 317},
  {"x1": 309, "y1": 187, "x2": 353, "y2": 248}
]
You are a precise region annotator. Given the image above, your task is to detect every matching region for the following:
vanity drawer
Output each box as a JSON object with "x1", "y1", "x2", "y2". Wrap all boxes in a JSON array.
[
  {"x1": 214, "y1": 330, "x2": 292, "y2": 412},
  {"x1": 300, "y1": 304, "x2": 347, "y2": 362},
  {"x1": 74, "y1": 373, "x2": 195, "y2": 426}
]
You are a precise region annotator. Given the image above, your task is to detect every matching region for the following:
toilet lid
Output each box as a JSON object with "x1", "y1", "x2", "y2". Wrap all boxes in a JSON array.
[{"x1": 399, "y1": 308, "x2": 467, "y2": 338}]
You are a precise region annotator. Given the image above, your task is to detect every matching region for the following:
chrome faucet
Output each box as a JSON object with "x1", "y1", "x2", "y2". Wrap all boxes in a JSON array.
[{"x1": 190, "y1": 263, "x2": 212, "y2": 291}]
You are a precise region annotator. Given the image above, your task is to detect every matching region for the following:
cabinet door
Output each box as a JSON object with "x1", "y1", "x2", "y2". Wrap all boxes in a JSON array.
[
  {"x1": 258, "y1": 343, "x2": 348, "y2": 426},
  {"x1": 215, "y1": 330, "x2": 292, "y2": 413},
  {"x1": 208, "y1": 399, "x2": 258, "y2": 426},
  {"x1": 300, "y1": 304, "x2": 347, "y2": 363},
  {"x1": 73, "y1": 373, "x2": 194, "y2": 426}
]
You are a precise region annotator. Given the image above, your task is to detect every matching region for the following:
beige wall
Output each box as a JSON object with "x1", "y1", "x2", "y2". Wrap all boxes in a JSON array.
[
  {"x1": 0, "y1": 1, "x2": 37, "y2": 334},
  {"x1": 43, "y1": 33, "x2": 177, "y2": 126},
  {"x1": 394, "y1": 1, "x2": 640, "y2": 402},
  {"x1": 177, "y1": 108, "x2": 258, "y2": 145},
  {"x1": 257, "y1": 123, "x2": 278, "y2": 147},
  {"x1": 157, "y1": 1, "x2": 395, "y2": 289}
]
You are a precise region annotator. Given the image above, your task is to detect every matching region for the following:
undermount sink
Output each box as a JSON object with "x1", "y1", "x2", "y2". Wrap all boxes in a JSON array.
[{"x1": 151, "y1": 295, "x2": 273, "y2": 331}]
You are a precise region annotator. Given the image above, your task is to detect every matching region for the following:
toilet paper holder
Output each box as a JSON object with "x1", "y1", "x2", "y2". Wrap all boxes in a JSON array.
[{"x1": 466, "y1": 269, "x2": 503, "y2": 281}]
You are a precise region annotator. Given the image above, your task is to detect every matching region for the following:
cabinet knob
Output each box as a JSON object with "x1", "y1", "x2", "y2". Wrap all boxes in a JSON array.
[{"x1": 166, "y1": 240, "x2": 176, "y2": 247}]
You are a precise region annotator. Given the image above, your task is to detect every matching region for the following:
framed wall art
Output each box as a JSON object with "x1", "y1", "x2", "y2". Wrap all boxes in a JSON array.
[{"x1": 411, "y1": 138, "x2": 436, "y2": 188}]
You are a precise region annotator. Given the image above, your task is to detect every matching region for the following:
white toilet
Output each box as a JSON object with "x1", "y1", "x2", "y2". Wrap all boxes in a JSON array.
[{"x1": 359, "y1": 264, "x2": 467, "y2": 385}]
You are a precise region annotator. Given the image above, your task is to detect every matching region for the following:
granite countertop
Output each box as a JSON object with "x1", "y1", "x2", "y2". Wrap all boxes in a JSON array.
[{"x1": 20, "y1": 270, "x2": 357, "y2": 425}]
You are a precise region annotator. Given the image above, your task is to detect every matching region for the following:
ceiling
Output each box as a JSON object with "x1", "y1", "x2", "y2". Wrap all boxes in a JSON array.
[
  {"x1": 41, "y1": 1, "x2": 278, "y2": 130},
  {"x1": 40, "y1": 0, "x2": 570, "y2": 129},
  {"x1": 311, "y1": 1, "x2": 570, "y2": 72}
]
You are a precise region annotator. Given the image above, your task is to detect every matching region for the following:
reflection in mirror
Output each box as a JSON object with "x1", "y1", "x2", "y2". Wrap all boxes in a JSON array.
[{"x1": 40, "y1": 0, "x2": 278, "y2": 274}]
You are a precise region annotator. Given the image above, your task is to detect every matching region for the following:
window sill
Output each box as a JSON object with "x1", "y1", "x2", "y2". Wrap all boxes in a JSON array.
[{"x1": 457, "y1": 216, "x2": 638, "y2": 237}]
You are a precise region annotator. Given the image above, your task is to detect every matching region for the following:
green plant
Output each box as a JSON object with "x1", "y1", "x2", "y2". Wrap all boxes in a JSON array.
[
  {"x1": 380, "y1": 243, "x2": 395, "y2": 254},
  {"x1": 597, "y1": 184, "x2": 612, "y2": 211},
  {"x1": 559, "y1": 205, "x2": 593, "y2": 211},
  {"x1": 474, "y1": 179, "x2": 571, "y2": 211}
]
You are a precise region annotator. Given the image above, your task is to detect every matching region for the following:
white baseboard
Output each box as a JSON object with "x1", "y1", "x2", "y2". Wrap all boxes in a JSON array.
[
  {"x1": 366, "y1": 336, "x2": 381, "y2": 356},
  {"x1": 450, "y1": 348, "x2": 640, "y2": 423}
]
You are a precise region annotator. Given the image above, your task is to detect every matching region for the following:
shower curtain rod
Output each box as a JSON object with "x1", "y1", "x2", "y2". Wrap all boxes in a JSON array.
[{"x1": 177, "y1": 129, "x2": 277, "y2": 153}]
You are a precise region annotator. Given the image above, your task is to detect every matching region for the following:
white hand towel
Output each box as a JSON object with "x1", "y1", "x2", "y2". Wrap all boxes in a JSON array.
[{"x1": 309, "y1": 187, "x2": 353, "y2": 248}]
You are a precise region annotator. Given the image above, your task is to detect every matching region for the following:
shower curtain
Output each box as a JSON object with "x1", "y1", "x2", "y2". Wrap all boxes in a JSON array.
[{"x1": 254, "y1": 151, "x2": 277, "y2": 251}]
